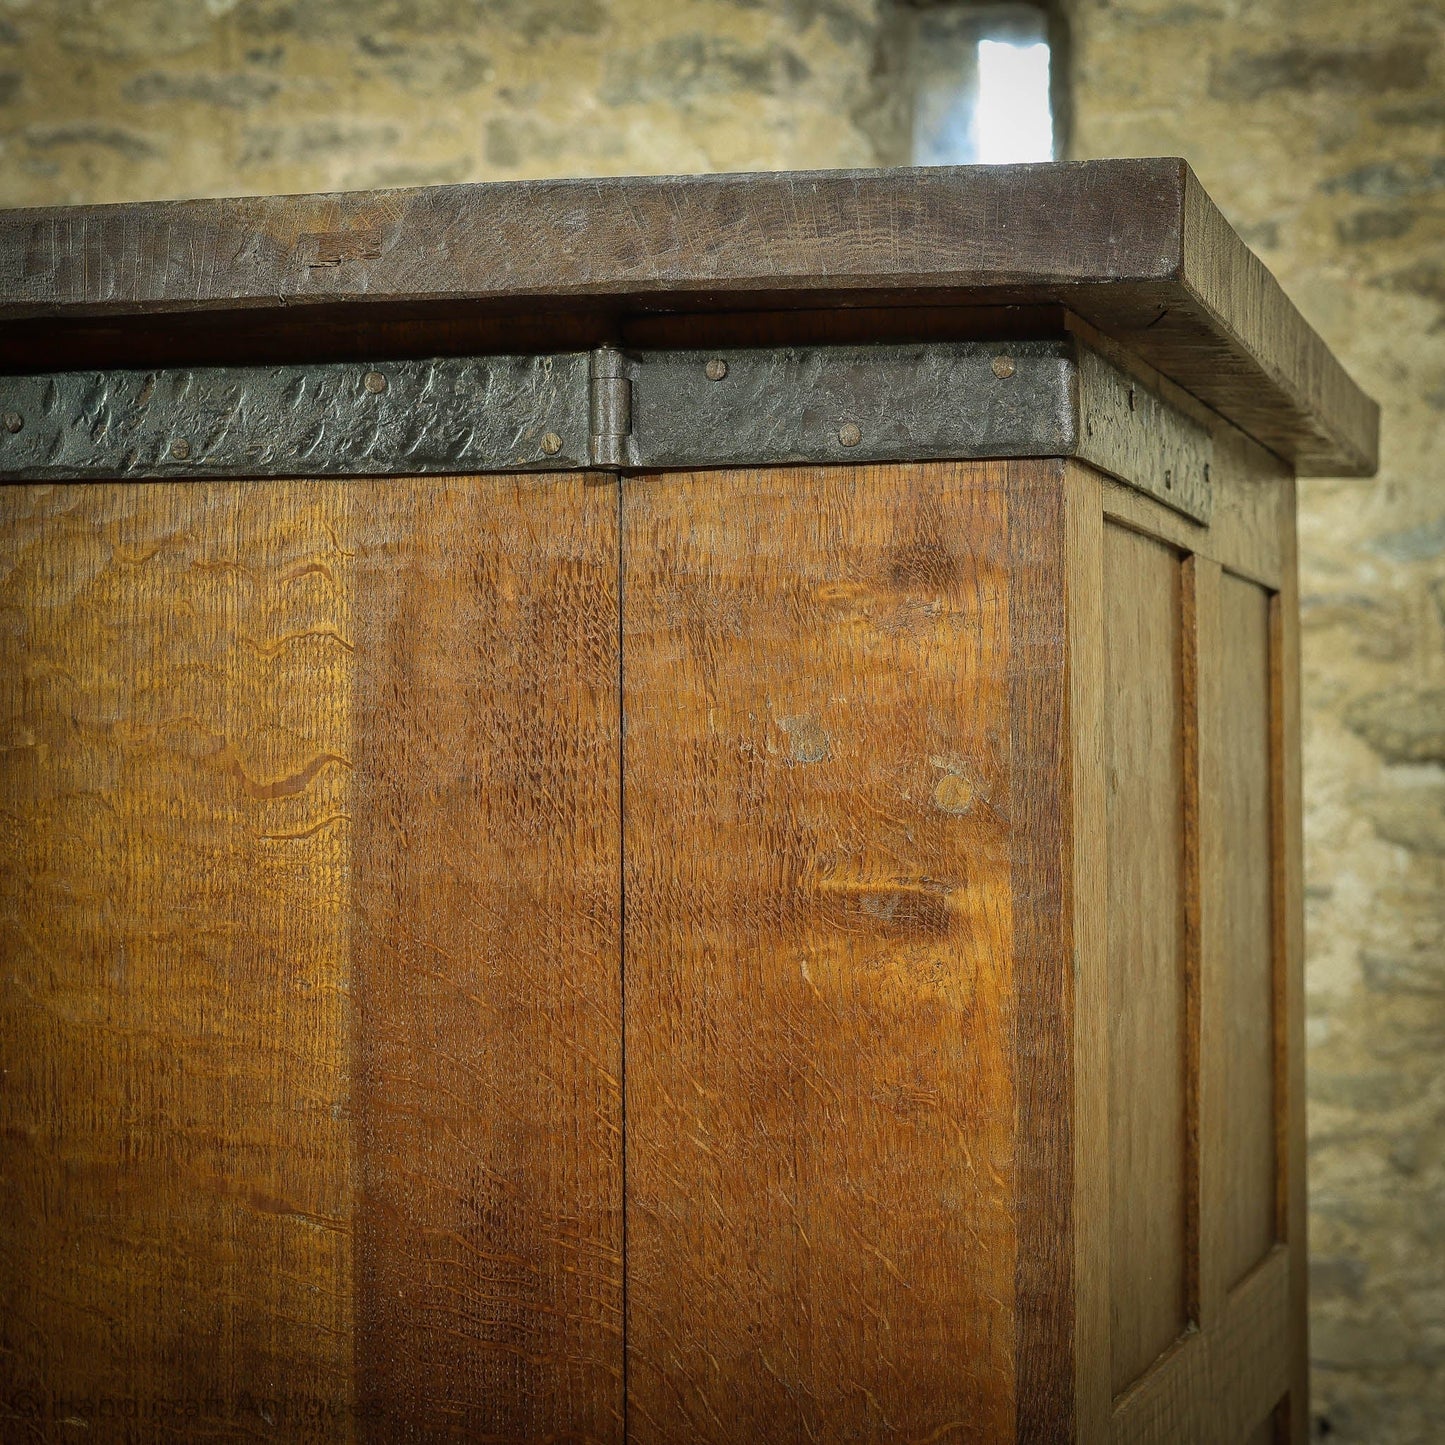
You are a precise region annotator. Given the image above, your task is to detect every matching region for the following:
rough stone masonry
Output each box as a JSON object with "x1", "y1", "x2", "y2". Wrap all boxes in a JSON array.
[{"x1": 1, "y1": 1, "x2": 1440, "y2": 1441}]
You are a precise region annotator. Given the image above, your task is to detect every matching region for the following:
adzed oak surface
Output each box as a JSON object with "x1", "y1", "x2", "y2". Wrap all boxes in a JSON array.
[
  {"x1": 621, "y1": 461, "x2": 1023, "y2": 1440},
  {"x1": 0, "y1": 475, "x2": 624, "y2": 1442}
]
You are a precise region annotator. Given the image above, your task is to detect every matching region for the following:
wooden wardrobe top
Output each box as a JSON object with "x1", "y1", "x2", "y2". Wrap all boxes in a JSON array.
[{"x1": 0, "y1": 158, "x2": 1377, "y2": 476}]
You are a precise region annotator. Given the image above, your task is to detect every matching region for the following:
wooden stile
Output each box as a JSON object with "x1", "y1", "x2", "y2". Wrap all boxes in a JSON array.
[{"x1": 0, "y1": 161, "x2": 1375, "y2": 1442}]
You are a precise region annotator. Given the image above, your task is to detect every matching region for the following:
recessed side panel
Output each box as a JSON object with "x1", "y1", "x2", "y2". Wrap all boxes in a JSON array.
[
  {"x1": 1103, "y1": 523, "x2": 1191, "y2": 1396},
  {"x1": 1246, "y1": 1405, "x2": 1281, "y2": 1444},
  {"x1": 621, "y1": 462, "x2": 1020, "y2": 1442},
  {"x1": 350, "y1": 475, "x2": 623, "y2": 1442},
  {"x1": 1218, "y1": 572, "x2": 1279, "y2": 1289},
  {"x1": 1073, "y1": 443, "x2": 1303, "y2": 1440}
]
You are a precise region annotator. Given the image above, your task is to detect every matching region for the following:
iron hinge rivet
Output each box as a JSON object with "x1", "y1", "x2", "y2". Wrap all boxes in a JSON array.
[
  {"x1": 705, "y1": 358, "x2": 728, "y2": 381},
  {"x1": 364, "y1": 371, "x2": 388, "y2": 394},
  {"x1": 991, "y1": 354, "x2": 1015, "y2": 379},
  {"x1": 541, "y1": 432, "x2": 563, "y2": 456},
  {"x1": 170, "y1": 438, "x2": 191, "y2": 460},
  {"x1": 3, "y1": 413, "x2": 21, "y2": 434},
  {"x1": 839, "y1": 422, "x2": 862, "y2": 447}
]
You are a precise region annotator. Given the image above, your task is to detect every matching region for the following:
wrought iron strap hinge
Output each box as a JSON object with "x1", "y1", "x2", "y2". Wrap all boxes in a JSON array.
[{"x1": 0, "y1": 339, "x2": 1213, "y2": 522}]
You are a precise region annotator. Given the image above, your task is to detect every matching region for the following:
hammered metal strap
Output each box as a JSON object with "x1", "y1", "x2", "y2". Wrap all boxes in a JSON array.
[{"x1": 0, "y1": 340, "x2": 1212, "y2": 522}]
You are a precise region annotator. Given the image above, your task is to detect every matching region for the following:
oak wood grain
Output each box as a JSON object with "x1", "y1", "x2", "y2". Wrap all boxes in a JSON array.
[
  {"x1": 1112, "y1": 1246, "x2": 1289, "y2": 1445},
  {"x1": 1102, "y1": 523, "x2": 1190, "y2": 1396},
  {"x1": 1216, "y1": 573, "x2": 1278, "y2": 1292},
  {"x1": 1271, "y1": 483, "x2": 1309, "y2": 1445},
  {"x1": 0, "y1": 474, "x2": 626, "y2": 1444},
  {"x1": 1007, "y1": 458, "x2": 1075, "y2": 1442},
  {"x1": 1192, "y1": 556, "x2": 1229, "y2": 1339},
  {"x1": 620, "y1": 461, "x2": 1020, "y2": 1442},
  {"x1": 0, "y1": 482, "x2": 357, "y2": 1439},
  {"x1": 1065, "y1": 463, "x2": 1113, "y2": 1445},
  {"x1": 350, "y1": 474, "x2": 624, "y2": 1442},
  {"x1": 0, "y1": 161, "x2": 1377, "y2": 476}
]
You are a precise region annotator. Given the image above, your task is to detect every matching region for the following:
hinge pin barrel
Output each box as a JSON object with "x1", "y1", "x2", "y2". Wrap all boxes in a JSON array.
[{"x1": 589, "y1": 346, "x2": 632, "y2": 471}]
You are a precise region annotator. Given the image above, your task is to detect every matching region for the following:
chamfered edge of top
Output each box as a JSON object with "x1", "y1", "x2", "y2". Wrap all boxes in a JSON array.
[{"x1": 0, "y1": 157, "x2": 1379, "y2": 477}]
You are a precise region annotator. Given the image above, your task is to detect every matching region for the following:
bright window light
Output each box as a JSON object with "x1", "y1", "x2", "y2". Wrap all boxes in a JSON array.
[
  {"x1": 975, "y1": 39, "x2": 1053, "y2": 164},
  {"x1": 909, "y1": 5, "x2": 1055, "y2": 167}
]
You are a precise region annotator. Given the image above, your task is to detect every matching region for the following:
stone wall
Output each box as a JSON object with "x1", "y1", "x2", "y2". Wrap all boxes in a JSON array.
[
  {"x1": 0, "y1": 0, "x2": 904, "y2": 204},
  {"x1": 3, "y1": 1, "x2": 1442, "y2": 1440}
]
